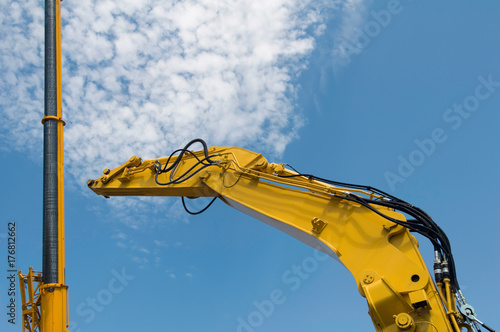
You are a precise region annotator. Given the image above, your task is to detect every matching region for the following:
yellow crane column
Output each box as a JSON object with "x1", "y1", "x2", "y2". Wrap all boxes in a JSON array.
[{"x1": 19, "y1": 0, "x2": 69, "y2": 331}]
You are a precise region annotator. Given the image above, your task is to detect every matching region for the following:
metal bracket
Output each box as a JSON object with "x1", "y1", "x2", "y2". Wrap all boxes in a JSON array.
[{"x1": 311, "y1": 217, "x2": 327, "y2": 234}]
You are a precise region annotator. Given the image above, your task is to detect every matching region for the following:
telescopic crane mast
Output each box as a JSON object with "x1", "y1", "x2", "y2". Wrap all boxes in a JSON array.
[{"x1": 19, "y1": 0, "x2": 69, "y2": 331}]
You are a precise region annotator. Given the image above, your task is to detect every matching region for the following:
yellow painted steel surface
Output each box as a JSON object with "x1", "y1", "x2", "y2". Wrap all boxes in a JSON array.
[
  {"x1": 56, "y1": 0, "x2": 66, "y2": 288},
  {"x1": 18, "y1": 268, "x2": 42, "y2": 332},
  {"x1": 88, "y1": 145, "x2": 462, "y2": 331},
  {"x1": 40, "y1": 284, "x2": 68, "y2": 332}
]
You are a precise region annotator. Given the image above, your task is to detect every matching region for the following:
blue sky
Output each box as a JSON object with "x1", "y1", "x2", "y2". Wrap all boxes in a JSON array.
[{"x1": 1, "y1": 0, "x2": 499, "y2": 331}]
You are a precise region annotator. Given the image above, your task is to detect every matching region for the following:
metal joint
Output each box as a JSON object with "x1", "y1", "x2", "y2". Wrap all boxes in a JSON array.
[{"x1": 41, "y1": 115, "x2": 66, "y2": 126}]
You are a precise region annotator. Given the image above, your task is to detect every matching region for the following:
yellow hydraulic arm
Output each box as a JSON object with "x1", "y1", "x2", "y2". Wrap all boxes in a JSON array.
[{"x1": 88, "y1": 139, "x2": 493, "y2": 332}]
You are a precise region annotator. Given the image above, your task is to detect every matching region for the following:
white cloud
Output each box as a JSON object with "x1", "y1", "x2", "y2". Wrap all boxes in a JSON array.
[
  {"x1": 0, "y1": 0, "x2": 44, "y2": 151},
  {"x1": 330, "y1": 0, "x2": 372, "y2": 68},
  {"x1": 116, "y1": 241, "x2": 127, "y2": 249},
  {"x1": 1, "y1": 0, "x2": 337, "y2": 183},
  {"x1": 139, "y1": 247, "x2": 150, "y2": 254},
  {"x1": 112, "y1": 232, "x2": 127, "y2": 240},
  {"x1": 154, "y1": 240, "x2": 168, "y2": 247},
  {"x1": 1, "y1": 0, "x2": 375, "y2": 222}
]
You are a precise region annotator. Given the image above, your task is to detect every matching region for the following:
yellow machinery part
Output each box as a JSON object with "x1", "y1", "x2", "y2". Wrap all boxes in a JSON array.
[
  {"x1": 88, "y1": 145, "x2": 461, "y2": 331},
  {"x1": 20, "y1": 0, "x2": 69, "y2": 331},
  {"x1": 41, "y1": 284, "x2": 69, "y2": 332}
]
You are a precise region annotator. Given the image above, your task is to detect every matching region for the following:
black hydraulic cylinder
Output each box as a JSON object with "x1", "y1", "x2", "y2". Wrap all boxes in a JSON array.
[{"x1": 42, "y1": 0, "x2": 59, "y2": 284}]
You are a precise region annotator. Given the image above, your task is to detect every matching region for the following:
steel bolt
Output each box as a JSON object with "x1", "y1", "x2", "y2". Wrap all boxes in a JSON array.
[
  {"x1": 394, "y1": 313, "x2": 415, "y2": 331},
  {"x1": 363, "y1": 274, "x2": 374, "y2": 284},
  {"x1": 397, "y1": 315, "x2": 408, "y2": 325}
]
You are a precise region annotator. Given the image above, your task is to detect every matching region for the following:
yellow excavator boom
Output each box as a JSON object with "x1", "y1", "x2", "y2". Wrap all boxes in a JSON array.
[{"x1": 88, "y1": 139, "x2": 493, "y2": 332}]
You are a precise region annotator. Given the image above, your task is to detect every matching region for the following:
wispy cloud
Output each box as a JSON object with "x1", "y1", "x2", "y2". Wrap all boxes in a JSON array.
[
  {"x1": 332, "y1": 0, "x2": 371, "y2": 58},
  {"x1": 302, "y1": 0, "x2": 372, "y2": 85},
  {"x1": 111, "y1": 229, "x2": 184, "y2": 269},
  {"x1": 0, "y1": 0, "x2": 44, "y2": 151},
  {"x1": 1, "y1": 0, "x2": 377, "y2": 226},
  {"x1": 1, "y1": 0, "x2": 338, "y2": 185}
]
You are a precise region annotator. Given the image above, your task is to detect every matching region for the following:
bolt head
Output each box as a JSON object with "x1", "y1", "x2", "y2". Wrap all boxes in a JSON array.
[
  {"x1": 394, "y1": 313, "x2": 414, "y2": 330},
  {"x1": 363, "y1": 274, "x2": 374, "y2": 284},
  {"x1": 397, "y1": 315, "x2": 408, "y2": 325}
]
